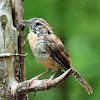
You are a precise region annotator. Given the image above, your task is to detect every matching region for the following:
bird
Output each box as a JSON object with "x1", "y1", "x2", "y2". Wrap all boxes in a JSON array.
[{"x1": 20, "y1": 18, "x2": 93, "y2": 95}]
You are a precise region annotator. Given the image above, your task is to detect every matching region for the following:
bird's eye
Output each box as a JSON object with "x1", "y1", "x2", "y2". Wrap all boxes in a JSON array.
[
  {"x1": 48, "y1": 31, "x2": 51, "y2": 34},
  {"x1": 36, "y1": 23, "x2": 41, "y2": 25}
]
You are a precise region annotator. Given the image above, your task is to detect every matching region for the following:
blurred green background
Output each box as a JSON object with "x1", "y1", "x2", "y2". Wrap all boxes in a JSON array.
[{"x1": 24, "y1": 0, "x2": 100, "y2": 100}]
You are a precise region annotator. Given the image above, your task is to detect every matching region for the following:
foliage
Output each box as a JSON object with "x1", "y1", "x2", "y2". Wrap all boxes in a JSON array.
[{"x1": 24, "y1": 0, "x2": 100, "y2": 100}]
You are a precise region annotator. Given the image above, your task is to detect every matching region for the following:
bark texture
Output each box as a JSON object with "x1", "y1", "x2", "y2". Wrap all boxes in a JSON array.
[
  {"x1": 0, "y1": 0, "x2": 27, "y2": 100},
  {"x1": 12, "y1": 0, "x2": 26, "y2": 82}
]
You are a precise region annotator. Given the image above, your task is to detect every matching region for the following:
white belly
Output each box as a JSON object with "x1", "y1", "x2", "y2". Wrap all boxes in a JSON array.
[{"x1": 31, "y1": 46, "x2": 61, "y2": 71}]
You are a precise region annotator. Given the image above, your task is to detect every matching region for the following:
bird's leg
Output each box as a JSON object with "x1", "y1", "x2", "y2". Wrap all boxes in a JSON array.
[
  {"x1": 48, "y1": 72, "x2": 58, "y2": 81},
  {"x1": 44, "y1": 72, "x2": 58, "y2": 89},
  {"x1": 28, "y1": 70, "x2": 52, "y2": 86}
]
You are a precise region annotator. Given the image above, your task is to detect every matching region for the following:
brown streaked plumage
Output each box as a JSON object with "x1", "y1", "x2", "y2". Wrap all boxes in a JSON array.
[{"x1": 20, "y1": 18, "x2": 93, "y2": 95}]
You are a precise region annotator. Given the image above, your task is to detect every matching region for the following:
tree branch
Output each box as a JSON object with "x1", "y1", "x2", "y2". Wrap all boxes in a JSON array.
[{"x1": 11, "y1": 68, "x2": 72, "y2": 95}]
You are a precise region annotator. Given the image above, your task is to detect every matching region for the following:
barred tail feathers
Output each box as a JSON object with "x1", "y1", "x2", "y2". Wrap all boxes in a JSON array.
[{"x1": 71, "y1": 67, "x2": 93, "y2": 95}]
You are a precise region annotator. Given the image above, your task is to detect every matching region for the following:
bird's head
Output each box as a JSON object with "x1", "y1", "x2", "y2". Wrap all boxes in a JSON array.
[{"x1": 20, "y1": 18, "x2": 53, "y2": 35}]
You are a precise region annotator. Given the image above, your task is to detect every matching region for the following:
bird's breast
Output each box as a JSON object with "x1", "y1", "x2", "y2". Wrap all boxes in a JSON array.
[
  {"x1": 28, "y1": 32, "x2": 38, "y2": 49},
  {"x1": 27, "y1": 33, "x2": 62, "y2": 71}
]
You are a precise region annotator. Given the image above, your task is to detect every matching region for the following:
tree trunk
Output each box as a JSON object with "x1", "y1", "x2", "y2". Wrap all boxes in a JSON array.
[{"x1": 0, "y1": 0, "x2": 27, "y2": 99}]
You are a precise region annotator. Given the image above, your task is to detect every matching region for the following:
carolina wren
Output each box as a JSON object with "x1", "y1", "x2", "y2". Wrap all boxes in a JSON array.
[{"x1": 20, "y1": 18, "x2": 93, "y2": 95}]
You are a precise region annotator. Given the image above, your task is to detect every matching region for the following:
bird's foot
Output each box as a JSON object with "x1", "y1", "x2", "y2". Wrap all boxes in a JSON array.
[
  {"x1": 27, "y1": 70, "x2": 51, "y2": 87},
  {"x1": 27, "y1": 76, "x2": 39, "y2": 87},
  {"x1": 44, "y1": 72, "x2": 57, "y2": 89}
]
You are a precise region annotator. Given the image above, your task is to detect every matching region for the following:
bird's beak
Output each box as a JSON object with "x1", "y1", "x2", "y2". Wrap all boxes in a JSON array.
[{"x1": 19, "y1": 20, "x2": 30, "y2": 25}]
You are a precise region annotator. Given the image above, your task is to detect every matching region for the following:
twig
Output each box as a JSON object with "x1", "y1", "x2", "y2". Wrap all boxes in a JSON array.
[{"x1": 0, "y1": 53, "x2": 28, "y2": 57}]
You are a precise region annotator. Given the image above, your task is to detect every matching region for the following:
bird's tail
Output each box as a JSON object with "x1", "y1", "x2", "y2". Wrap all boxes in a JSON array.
[{"x1": 71, "y1": 67, "x2": 93, "y2": 95}]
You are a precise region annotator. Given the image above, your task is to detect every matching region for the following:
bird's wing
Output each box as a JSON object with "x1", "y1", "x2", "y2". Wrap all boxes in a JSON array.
[{"x1": 44, "y1": 34, "x2": 71, "y2": 70}]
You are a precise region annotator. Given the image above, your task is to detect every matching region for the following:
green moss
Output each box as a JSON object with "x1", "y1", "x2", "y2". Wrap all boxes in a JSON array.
[
  {"x1": 0, "y1": 94, "x2": 8, "y2": 99},
  {"x1": 0, "y1": 15, "x2": 8, "y2": 30},
  {"x1": 10, "y1": 0, "x2": 13, "y2": 8}
]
